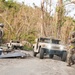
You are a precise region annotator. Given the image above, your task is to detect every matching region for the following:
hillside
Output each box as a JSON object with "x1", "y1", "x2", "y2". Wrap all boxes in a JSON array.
[{"x1": 0, "y1": 0, "x2": 75, "y2": 44}]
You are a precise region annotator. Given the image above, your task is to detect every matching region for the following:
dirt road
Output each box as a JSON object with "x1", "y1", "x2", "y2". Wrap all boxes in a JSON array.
[{"x1": 0, "y1": 51, "x2": 75, "y2": 75}]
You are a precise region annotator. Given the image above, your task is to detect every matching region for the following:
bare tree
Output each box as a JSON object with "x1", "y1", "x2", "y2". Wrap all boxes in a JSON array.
[
  {"x1": 57, "y1": 0, "x2": 63, "y2": 39},
  {"x1": 41, "y1": 0, "x2": 47, "y2": 37}
]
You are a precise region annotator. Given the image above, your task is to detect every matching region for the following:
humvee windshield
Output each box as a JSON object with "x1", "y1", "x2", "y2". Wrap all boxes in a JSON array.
[
  {"x1": 39, "y1": 38, "x2": 60, "y2": 44},
  {"x1": 52, "y1": 39, "x2": 60, "y2": 44},
  {"x1": 12, "y1": 41, "x2": 20, "y2": 43},
  {"x1": 39, "y1": 38, "x2": 50, "y2": 43}
]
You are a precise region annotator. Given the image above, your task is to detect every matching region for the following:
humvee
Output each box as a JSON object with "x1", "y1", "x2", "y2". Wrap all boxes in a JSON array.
[
  {"x1": 7, "y1": 40, "x2": 23, "y2": 50},
  {"x1": 33, "y1": 37, "x2": 67, "y2": 61}
]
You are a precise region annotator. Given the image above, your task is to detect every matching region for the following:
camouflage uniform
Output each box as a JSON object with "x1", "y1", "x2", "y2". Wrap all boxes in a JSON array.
[
  {"x1": 67, "y1": 32, "x2": 75, "y2": 66},
  {"x1": 0, "y1": 24, "x2": 4, "y2": 45}
]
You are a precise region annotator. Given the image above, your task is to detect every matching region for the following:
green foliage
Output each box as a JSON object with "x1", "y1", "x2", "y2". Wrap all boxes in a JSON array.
[
  {"x1": 4, "y1": 0, "x2": 20, "y2": 11},
  {"x1": 56, "y1": 6, "x2": 65, "y2": 14},
  {"x1": 23, "y1": 45, "x2": 33, "y2": 51},
  {"x1": 73, "y1": 20, "x2": 75, "y2": 23},
  {"x1": 24, "y1": 34, "x2": 36, "y2": 44}
]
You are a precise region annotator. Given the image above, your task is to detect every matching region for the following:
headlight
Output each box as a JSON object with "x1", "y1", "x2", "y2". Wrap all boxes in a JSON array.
[
  {"x1": 60, "y1": 46, "x2": 64, "y2": 50},
  {"x1": 47, "y1": 45, "x2": 52, "y2": 49}
]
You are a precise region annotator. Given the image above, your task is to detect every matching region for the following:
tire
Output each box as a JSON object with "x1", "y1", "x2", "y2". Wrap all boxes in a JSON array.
[
  {"x1": 49, "y1": 54, "x2": 54, "y2": 58},
  {"x1": 13, "y1": 46, "x2": 17, "y2": 49},
  {"x1": 33, "y1": 51, "x2": 37, "y2": 57},
  {"x1": 61, "y1": 52, "x2": 67, "y2": 61},
  {"x1": 40, "y1": 48, "x2": 44, "y2": 59},
  {"x1": 20, "y1": 46, "x2": 23, "y2": 50}
]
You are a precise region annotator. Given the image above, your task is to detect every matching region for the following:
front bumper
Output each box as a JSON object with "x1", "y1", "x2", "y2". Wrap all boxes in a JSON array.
[{"x1": 42, "y1": 48, "x2": 64, "y2": 56}]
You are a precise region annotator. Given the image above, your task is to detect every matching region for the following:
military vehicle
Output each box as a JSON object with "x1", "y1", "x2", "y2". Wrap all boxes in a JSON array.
[
  {"x1": 33, "y1": 37, "x2": 67, "y2": 61},
  {"x1": 0, "y1": 23, "x2": 26, "y2": 59},
  {"x1": 7, "y1": 40, "x2": 23, "y2": 50}
]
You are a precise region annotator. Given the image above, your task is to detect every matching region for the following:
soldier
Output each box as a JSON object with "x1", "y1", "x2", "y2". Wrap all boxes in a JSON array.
[
  {"x1": 0, "y1": 23, "x2": 4, "y2": 45},
  {"x1": 67, "y1": 31, "x2": 75, "y2": 66}
]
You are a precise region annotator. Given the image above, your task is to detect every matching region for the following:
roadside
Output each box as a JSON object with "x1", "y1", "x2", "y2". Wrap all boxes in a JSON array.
[{"x1": 0, "y1": 51, "x2": 75, "y2": 75}]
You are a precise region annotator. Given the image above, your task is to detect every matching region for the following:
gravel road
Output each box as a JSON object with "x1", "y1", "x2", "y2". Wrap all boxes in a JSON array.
[{"x1": 0, "y1": 51, "x2": 75, "y2": 75}]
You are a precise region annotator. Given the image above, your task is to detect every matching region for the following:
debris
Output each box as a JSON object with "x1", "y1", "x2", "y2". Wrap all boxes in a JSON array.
[{"x1": 0, "y1": 48, "x2": 27, "y2": 59}]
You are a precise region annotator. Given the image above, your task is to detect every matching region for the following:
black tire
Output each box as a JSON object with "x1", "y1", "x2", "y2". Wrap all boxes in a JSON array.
[
  {"x1": 13, "y1": 46, "x2": 17, "y2": 49},
  {"x1": 61, "y1": 52, "x2": 67, "y2": 61},
  {"x1": 49, "y1": 54, "x2": 54, "y2": 58},
  {"x1": 40, "y1": 48, "x2": 44, "y2": 59},
  {"x1": 33, "y1": 51, "x2": 37, "y2": 57},
  {"x1": 20, "y1": 46, "x2": 23, "y2": 50}
]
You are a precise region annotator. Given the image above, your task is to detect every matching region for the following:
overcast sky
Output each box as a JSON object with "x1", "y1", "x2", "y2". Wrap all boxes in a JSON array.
[
  {"x1": 17, "y1": 0, "x2": 41, "y2": 6},
  {"x1": 16, "y1": 0, "x2": 75, "y2": 19},
  {"x1": 16, "y1": 0, "x2": 57, "y2": 7}
]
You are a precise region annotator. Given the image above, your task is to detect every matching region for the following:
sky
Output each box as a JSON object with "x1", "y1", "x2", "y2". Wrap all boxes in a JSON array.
[
  {"x1": 16, "y1": 0, "x2": 58, "y2": 15},
  {"x1": 17, "y1": 0, "x2": 41, "y2": 7},
  {"x1": 16, "y1": 0, "x2": 57, "y2": 7},
  {"x1": 16, "y1": 0, "x2": 75, "y2": 19}
]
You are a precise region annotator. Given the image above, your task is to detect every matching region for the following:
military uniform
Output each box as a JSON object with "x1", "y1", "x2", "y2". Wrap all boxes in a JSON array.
[
  {"x1": 0, "y1": 25, "x2": 3, "y2": 45},
  {"x1": 67, "y1": 32, "x2": 75, "y2": 66}
]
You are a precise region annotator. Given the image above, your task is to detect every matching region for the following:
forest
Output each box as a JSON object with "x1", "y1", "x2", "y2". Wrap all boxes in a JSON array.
[{"x1": 0, "y1": 0, "x2": 75, "y2": 45}]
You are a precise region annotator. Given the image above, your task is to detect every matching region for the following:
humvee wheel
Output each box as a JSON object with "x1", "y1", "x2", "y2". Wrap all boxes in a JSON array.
[
  {"x1": 49, "y1": 54, "x2": 54, "y2": 59},
  {"x1": 20, "y1": 46, "x2": 23, "y2": 50},
  {"x1": 40, "y1": 48, "x2": 44, "y2": 59},
  {"x1": 61, "y1": 52, "x2": 67, "y2": 61},
  {"x1": 33, "y1": 51, "x2": 37, "y2": 57}
]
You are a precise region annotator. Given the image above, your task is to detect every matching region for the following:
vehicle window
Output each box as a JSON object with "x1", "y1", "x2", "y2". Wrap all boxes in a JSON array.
[
  {"x1": 11, "y1": 41, "x2": 20, "y2": 43},
  {"x1": 17, "y1": 41, "x2": 20, "y2": 43},
  {"x1": 39, "y1": 38, "x2": 50, "y2": 43},
  {"x1": 52, "y1": 39, "x2": 60, "y2": 44}
]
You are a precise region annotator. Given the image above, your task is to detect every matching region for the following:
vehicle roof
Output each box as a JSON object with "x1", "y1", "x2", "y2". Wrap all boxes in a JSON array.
[
  {"x1": 38, "y1": 37, "x2": 60, "y2": 41},
  {"x1": 11, "y1": 40, "x2": 20, "y2": 43}
]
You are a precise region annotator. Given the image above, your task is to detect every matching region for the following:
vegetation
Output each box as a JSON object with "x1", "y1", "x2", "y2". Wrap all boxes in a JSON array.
[
  {"x1": 0, "y1": 0, "x2": 75, "y2": 48},
  {"x1": 23, "y1": 45, "x2": 33, "y2": 51}
]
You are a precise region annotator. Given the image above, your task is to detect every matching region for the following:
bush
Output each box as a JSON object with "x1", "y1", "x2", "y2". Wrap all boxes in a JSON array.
[{"x1": 23, "y1": 45, "x2": 33, "y2": 51}]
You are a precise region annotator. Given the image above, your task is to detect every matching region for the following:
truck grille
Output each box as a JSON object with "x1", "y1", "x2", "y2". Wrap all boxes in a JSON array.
[{"x1": 52, "y1": 46, "x2": 60, "y2": 50}]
